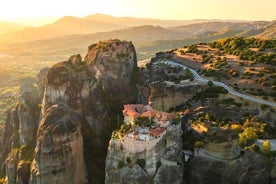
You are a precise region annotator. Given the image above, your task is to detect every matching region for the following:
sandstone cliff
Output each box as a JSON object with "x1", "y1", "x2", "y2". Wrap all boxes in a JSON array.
[
  {"x1": 30, "y1": 104, "x2": 87, "y2": 184},
  {"x1": 186, "y1": 151, "x2": 271, "y2": 184},
  {"x1": 186, "y1": 128, "x2": 271, "y2": 184},
  {"x1": 0, "y1": 39, "x2": 138, "y2": 183},
  {"x1": 138, "y1": 56, "x2": 207, "y2": 111},
  {"x1": 33, "y1": 39, "x2": 138, "y2": 183},
  {"x1": 0, "y1": 84, "x2": 41, "y2": 184}
]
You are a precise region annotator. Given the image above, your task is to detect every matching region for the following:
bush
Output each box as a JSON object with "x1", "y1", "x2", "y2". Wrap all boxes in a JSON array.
[
  {"x1": 228, "y1": 69, "x2": 239, "y2": 77},
  {"x1": 118, "y1": 160, "x2": 125, "y2": 169},
  {"x1": 209, "y1": 37, "x2": 276, "y2": 66},
  {"x1": 118, "y1": 124, "x2": 131, "y2": 135},
  {"x1": 239, "y1": 127, "x2": 258, "y2": 147},
  {"x1": 156, "y1": 161, "x2": 162, "y2": 168},
  {"x1": 194, "y1": 141, "x2": 204, "y2": 148},
  {"x1": 135, "y1": 116, "x2": 153, "y2": 127},
  {"x1": 261, "y1": 104, "x2": 269, "y2": 110},
  {"x1": 186, "y1": 44, "x2": 198, "y2": 53},
  {"x1": 231, "y1": 124, "x2": 242, "y2": 133},
  {"x1": 261, "y1": 140, "x2": 271, "y2": 156},
  {"x1": 136, "y1": 159, "x2": 146, "y2": 168},
  {"x1": 126, "y1": 156, "x2": 131, "y2": 164},
  {"x1": 244, "y1": 143, "x2": 260, "y2": 152}
]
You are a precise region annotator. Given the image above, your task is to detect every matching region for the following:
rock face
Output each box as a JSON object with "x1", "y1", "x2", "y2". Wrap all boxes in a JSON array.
[
  {"x1": 42, "y1": 40, "x2": 137, "y2": 130},
  {"x1": 36, "y1": 67, "x2": 50, "y2": 98},
  {"x1": 105, "y1": 124, "x2": 183, "y2": 184},
  {"x1": 138, "y1": 58, "x2": 207, "y2": 111},
  {"x1": 204, "y1": 128, "x2": 241, "y2": 160},
  {"x1": 30, "y1": 104, "x2": 87, "y2": 184},
  {"x1": 0, "y1": 84, "x2": 41, "y2": 184},
  {"x1": 84, "y1": 40, "x2": 137, "y2": 94},
  {"x1": 16, "y1": 160, "x2": 31, "y2": 184},
  {"x1": 32, "y1": 39, "x2": 138, "y2": 183},
  {"x1": 148, "y1": 80, "x2": 207, "y2": 111},
  {"x1": 186, "y1": 151, "x2": 271, "y2": 184},
  {"x1": 0, "y1": 107, "x2": 19, "y2": 181},
  {"x1": 0, "y1": 39, "x2": 138, "y2": 183},
  {"x1": 186, "y1": 128, "x2": 271, "y2": 184}
]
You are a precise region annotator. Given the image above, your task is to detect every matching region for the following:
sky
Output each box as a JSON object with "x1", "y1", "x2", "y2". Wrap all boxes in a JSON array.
[{"x1": 0, "y1": 0, "x2": 275, "y2": 26}]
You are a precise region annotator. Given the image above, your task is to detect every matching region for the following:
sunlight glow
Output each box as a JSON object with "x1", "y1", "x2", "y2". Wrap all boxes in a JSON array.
[{"x1": 0, "y1": 0, "x2": 275, "y2": 26}]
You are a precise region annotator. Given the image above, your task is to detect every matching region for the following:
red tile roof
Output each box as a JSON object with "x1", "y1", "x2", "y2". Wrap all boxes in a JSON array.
[
  {"x1": 123, "y1": 104, "x2": 174, "y2": 123},
  {"x1": 149, "y1": 127, "x2": 166, "y2": 137},
  {"x1": 142, "y1": 110, "x2": 156, "y2": 118},
  {"x1": 125, "y1": 110, "x2": 140, "y2": 118}
]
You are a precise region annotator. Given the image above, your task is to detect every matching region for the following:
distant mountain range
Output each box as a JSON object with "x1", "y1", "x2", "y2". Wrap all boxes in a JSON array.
[
  {"x1": 2, "y1": 14, "x2": 274, "y2": 43},
  {"x1": 0, "y1": 14, "x2": 275, "y2": 61},
  {"x1": 0, "y1": 21, "x2": 25, "y2": 35}
]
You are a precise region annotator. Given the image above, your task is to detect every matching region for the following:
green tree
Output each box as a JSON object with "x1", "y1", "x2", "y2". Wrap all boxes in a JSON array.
[
  {"x1": 194, "y1": 141, "x2": 204, "y2": 148},
  {"x1": 117, "y1": 160, "x2": 125, "y2": 169},
  {"x1": 118, "y1": 124, "x2": 131, "y2": 135},
  {"x1": 205, "y1": 113, "x2": 210, "y2": 121},
  {"x1": 243, "y1": 118, "x2": 250, "y2": 127},
  {"x1": 136, "y1": 159, "x2": 146, "y2": 168},
  {"x1": 135, "y1": 116, "x2": 153, "y2": 127},
  {"x1": 207, "y1": 80, "x2": 213, "y2": 87},
  {"x1": 239, "y1": 127, "x2": 258, "y2": 146},
  {"x1": 261, "y1": 140, "x2": 271, "y2": 156},
  {"x1": 126, "y1": 156, "x2": 132, "y2": 164}
]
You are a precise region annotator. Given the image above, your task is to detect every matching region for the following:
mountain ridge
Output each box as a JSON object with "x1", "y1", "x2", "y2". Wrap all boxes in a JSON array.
[{"x1": 1, "y1": 14, "x2": 274, "y2": 44}]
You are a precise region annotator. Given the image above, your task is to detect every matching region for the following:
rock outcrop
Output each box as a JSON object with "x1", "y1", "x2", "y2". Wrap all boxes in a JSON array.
[
  {"x1": 0, "y1": 84, "x2": 41, "y2": 184},
  {"x1": 186, "y1": 151, "x2": 271, "y2": 184},
  {"x1": 148, "y1": 80, "x2": 207, "y2": 111},
  {"x1": 105, "y1": 123, "x2": 183, "y2": 184},
  {"x1": 138, "y1": 57, "x2": 207, "y2": 111},
  {"x1": 0, "y1": 39, "x2": 138, "y2": 183},
  {"x1": 32, "y1": 39, "x2": 138, "y2": 183},
  {"x1": 204, "y1": 127, "x2": 241, "y2": 160},
  {"x1": 186, "y1": 128, "x2": 271, "y2": 184},
  {"x1": 30, "y1": 104, "x2": 87, "y2": 184}
]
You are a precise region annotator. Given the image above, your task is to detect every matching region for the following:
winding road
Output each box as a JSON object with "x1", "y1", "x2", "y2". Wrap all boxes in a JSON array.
[{"x1": 161, "y1": 60, "x2": 276, "y2": 107}]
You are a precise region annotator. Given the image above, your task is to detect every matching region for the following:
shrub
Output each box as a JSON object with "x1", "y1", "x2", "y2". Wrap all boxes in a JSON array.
[
  {"x1": 156, "y1": 161, "x2": 162, "y2": 168},
  {"x1": 239, "y1": 127, "x2": 258, "y2": 147},
  {"x1": 244, "y1": 143, "x2": 260, "y2": 152},
  {"x1": 261, "y1": 104, "x2": 269, "y2": 110},
  {"x1": 231, "y1": 124, "x2": 242, "y2": 133},
  {"x1": 126, "y1": 156, "x2": 131, "y2": 164},
  {"x1": 194, "y1": 141, "x2": 204, "y2": 148},
  {"x1": 117, "y1": 160, "x2": 125, "y2": 169},
  {"x1": 136, "y1": 159, "x2": 146, "y2": 169},
  {"x1": 120, "y1": 144, "x2": 123, "y2": 151},
  {"x1": 228, "y1": 69, "x2": 239, "y2": 77},
  {"x1": 135, "y1": 116, "x2": 153, "y2": 127},
  {"x1": 261, "y1": 140, "x2": 271, "y2": 156}
]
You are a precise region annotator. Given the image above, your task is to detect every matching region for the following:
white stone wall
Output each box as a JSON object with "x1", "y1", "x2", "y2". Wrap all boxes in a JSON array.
[
  {"x1": 155, "y1": 120, "x2": 170, "y2": 127},
  {"x1": 122, "y1": 132, "x2": 165, "y2": 153}
]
